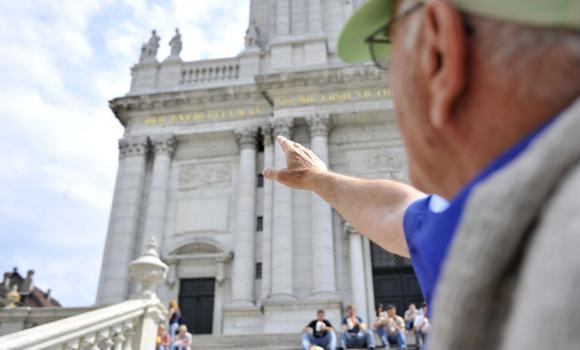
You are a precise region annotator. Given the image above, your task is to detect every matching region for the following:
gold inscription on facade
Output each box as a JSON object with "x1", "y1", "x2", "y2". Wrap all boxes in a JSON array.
[
  {"x1": 144, "y1": 107, "x2": 265, "y2": 126},
  {"x1": 274, "y1": 87, "x2": 392, "y2": 107},
  {"x1": 142, "y1": 87, "x2": 392, "y2": 126}
]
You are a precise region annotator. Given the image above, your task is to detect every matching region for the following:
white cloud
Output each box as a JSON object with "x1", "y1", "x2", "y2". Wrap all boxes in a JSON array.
[{"x1": 0, "y1": 0, "x2": 249, "y2": 307}]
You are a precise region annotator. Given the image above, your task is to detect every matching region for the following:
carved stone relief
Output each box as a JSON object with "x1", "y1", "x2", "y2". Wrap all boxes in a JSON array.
[
  {"x1": 364, "y1": 147, "x2": 409, "y2": 181},
  {"x1": 179, "y1": 163, "x2": 232, "y2": 190}
]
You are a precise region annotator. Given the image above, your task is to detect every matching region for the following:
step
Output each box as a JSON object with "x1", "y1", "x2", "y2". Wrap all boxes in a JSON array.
[{"x1": 190, "y1": 332, "x2": 420, "y2": 350}]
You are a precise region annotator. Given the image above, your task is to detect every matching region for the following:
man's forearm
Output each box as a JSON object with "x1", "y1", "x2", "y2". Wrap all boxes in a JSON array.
[{"x1": 311, "y1": 171, "x2": 424, "y2": 257}]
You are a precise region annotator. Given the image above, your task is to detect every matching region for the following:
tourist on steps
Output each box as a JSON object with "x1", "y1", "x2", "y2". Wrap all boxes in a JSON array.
[
  {"x1": 372, "y1": 304, "x2": 388, "y2": 347},
  {"x1": 339, "y1": 304, "x2": 375, "y2": 349},
  {"x1": 301, "y1": 309, "x2": 337, "y2": 350},
  {"x1": 413, "y1": 303, "x2": 430, "y2": 349},
  {"x1": 375, "y1": 305, "x2": 407, "y2": 349},
  {"x1": 167, "y1": 300, "x2": 183, "y2": 350},
  {"x1": 173, "y1": 324, "x2": 193, "y2": 350},
  {"x1": 156, "y1": 323, "x2": 170, "y2": 350},
  {"x1": 403, "y1": 304, "x2": 418, "y2": 331}
]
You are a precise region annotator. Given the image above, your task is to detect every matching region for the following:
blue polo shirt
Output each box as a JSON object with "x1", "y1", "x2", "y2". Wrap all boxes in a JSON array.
[{"x1": 403, "y1": 119, "x2": 555, "y2": 318}]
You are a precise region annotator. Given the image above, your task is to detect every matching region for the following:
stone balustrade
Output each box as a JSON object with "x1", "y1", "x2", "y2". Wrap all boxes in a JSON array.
[
  {"x1": 0, "y1": 298, "x2": 165, "y2": 350},
  {"x1": 0, "y1": 238, "x2": 168, "y2": 350},
  {"x1": 130, "y1": 55, "x2": 250, "y2": 95},
  {"x1": 180, "y1": 58, "x2": 240, "y2": 85}
]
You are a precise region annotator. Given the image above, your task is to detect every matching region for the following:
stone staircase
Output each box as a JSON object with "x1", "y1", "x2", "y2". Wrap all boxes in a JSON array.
[{"x1": 191, "y1": 332, "x2": 420, "y2": 350}]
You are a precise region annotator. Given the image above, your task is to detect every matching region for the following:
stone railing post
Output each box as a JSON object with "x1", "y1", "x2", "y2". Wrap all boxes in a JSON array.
[{"x1": 129, "y1": 237, "x2": 168, "y2": 349}]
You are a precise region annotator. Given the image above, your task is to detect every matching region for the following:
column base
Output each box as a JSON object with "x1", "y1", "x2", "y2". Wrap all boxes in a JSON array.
[
  {"x1": 309, "y1": 290, "x2": 341, "y2": 301},
  {"x1": 225, "y1": 299, "x2": 256, "y2": 309},
  {"x1": 266, "y1": 293, "x2": 297, "y2": 303}
]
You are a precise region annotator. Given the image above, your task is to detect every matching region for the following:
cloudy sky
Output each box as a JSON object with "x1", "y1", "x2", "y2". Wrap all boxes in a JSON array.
[{"x1": 0, "y1": 0, "x2": 249, "y2": 307}]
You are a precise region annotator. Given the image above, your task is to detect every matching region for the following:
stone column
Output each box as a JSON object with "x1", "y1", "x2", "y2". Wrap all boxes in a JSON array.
[
  {"x1": 260, "y1": 125, "x2": 274, "y2": 300},
  {"x1": 276, "y1": 0, "x2": 290, "y2": 36},
  {"x1": 141, "y1": 135, "x2": 175, "y2": 254},
  {"x1": 306, "y1": 113, "x2": 337, "y2": 297},
  {"x1": 96, "y1": 136, "x2": 149, "y2": 305},
  {"x1": 346, "y1": 223, "x2": 369, "y2": 323},
  {"x1": 269, "y1": 117, "x2": 295, "y2": 300},
  {"x1": 308, "y1": 0, "x2": 324, "y2": 33},
  {"x1": 229, "y1": 127, "x2": 258, "y2": 306}
]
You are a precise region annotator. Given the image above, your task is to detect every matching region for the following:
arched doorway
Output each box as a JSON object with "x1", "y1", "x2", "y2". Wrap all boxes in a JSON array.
[{"x1": 165, "y1": 238, "x2": 232, "y2": 335}]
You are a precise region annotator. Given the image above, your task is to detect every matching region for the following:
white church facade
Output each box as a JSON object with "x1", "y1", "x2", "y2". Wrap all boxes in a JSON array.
[{"x1": 96, "y1": 0, "x2": 423, "y2": 335}]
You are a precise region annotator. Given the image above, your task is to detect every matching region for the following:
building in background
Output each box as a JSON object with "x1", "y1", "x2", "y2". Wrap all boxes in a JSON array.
[
  {"x1": 0, "y1": 268, "x2": 61, "y2": 309},
  {"x1": 98, "y1": 0, "x2": 422, "y2": 335}
]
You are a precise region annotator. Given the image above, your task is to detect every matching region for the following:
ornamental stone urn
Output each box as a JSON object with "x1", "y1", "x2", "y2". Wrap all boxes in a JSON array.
[
  {"x1": 4, "y1": 286, "x2": 21, "y2": 309},
  {"x1": 129, "y1": 237, "x2": 168, "y2": 299}
]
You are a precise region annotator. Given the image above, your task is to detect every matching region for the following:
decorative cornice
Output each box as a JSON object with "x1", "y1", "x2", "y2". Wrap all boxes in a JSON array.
[
  {"x1": 119, "y1": 136, "x2": 149, "y2": 159},
  {"x1": 234, "y1": 127, "x2": 259, "y2": 149},
  {"x1": 150, "y1": 134, "x2": 176, "y2": 157},
  {"x1": 255, "y1": 64, "x2": 388, "y2": 91},
  {"x1": 109, "y1": 66, "x2": 388, "y2": 126},
  {"x1": 109, "y1": 84, "x2": 267, "y2": 118},
  {"x1": 271, "y1": 117, "x2": 293, "y2": 139},
  {"x1": 306, "y1": 113, "x2": 332, "y2": 137}
]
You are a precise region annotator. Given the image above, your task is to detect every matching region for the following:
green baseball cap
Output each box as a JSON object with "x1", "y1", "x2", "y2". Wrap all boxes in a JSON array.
[{"x1": 338, "y1": 0, "x2": 580, "y2": 63}]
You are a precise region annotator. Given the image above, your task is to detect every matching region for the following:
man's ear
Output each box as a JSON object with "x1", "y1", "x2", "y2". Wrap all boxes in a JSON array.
[{"x1": 420, "y1": 0, "x2": 467, "y2": 129}]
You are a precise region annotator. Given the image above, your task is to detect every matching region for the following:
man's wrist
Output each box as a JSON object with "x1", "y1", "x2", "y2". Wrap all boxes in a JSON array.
[{"x1": 306, "y1": 169, "x2": 331, "y2": 193}]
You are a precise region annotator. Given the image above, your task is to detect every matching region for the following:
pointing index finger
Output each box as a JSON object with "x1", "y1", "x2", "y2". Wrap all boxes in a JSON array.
[{"x1": 277, "y1": 135, "x2": 293, "y2": 156}]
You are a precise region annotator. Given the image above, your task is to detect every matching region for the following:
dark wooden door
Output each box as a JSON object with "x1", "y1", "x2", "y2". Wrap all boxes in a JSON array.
[
  {"x1": 370, "y1": 242, "x2": 424, "y2": 316},
  {"x1": 179, "y1": 278, "x2": 215, "y2": 334}
]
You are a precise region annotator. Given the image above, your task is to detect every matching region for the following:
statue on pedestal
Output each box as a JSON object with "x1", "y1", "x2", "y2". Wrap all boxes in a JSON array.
[
  {"x1": 139, "y1": 29, "x2": 161, "y2": 63},
  {"x1": 244, "y1": 19, "x2": 261, "y2": 49},
  {"x1": 167, "y1": 28, "x2": 183, "y2": 60}
]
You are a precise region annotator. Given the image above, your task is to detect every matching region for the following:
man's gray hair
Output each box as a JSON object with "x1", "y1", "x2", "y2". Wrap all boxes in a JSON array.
[
  {"x1": 471, "y1": 15, "x2": 580, "y2": 101},
  {"x1": 401, "y1": 0, "x2": 580, "y2": 101}
]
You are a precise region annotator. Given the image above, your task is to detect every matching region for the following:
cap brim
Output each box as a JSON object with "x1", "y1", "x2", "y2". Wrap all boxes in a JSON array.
[{"x1": 337, "y1": 0, "x2": 395, "y2": 63}]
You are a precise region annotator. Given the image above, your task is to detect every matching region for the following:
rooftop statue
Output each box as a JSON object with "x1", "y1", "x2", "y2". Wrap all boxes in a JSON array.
[
  {"x1": 168, "y1": 28, "x2": 182, "y2": 59},
  {"x1": 139, "y1": 29, "x2": 161, "y2": 63},
  {"x1": 244, "y1": 20, "x2": 260, "y2": 49}
]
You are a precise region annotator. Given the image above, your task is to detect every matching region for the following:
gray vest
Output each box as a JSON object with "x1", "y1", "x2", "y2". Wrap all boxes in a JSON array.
[{"x1": 429, "y1": 96, "x2": 580, "y2": 350}]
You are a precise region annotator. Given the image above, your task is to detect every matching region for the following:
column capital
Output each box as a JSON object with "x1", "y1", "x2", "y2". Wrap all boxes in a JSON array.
[
  {"x1": 306, "y1": 113, "x2": 332, "y2": 137},
  {"x1": 260, "y1": 124, "x2": 274, "y2": 146},
  {"x1": 149, "y1": 134, "x2": 176, "y2": 157},
  {"x1": 271, "y1": 117, "x2": 294, "y2": 139},
  {"x1": 235, "y1": 127, "x2": 259, "y2": 149},
  {"x1": 119, "y1": 136, "x2": 149, "y2": 159},
  {"x1": 344, "y1": 222, "x2": 359, "y2": 236}
]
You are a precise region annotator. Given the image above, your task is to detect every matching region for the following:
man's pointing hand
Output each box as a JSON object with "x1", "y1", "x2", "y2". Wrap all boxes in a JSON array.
[{"x1": 262, "y1": 135, "x2": 327, "y2": 191}]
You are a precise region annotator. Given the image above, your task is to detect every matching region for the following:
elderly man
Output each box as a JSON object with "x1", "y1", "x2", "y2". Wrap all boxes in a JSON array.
[{"x1": 263, "y1": 0, "x2": 580, "y2": 349}]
